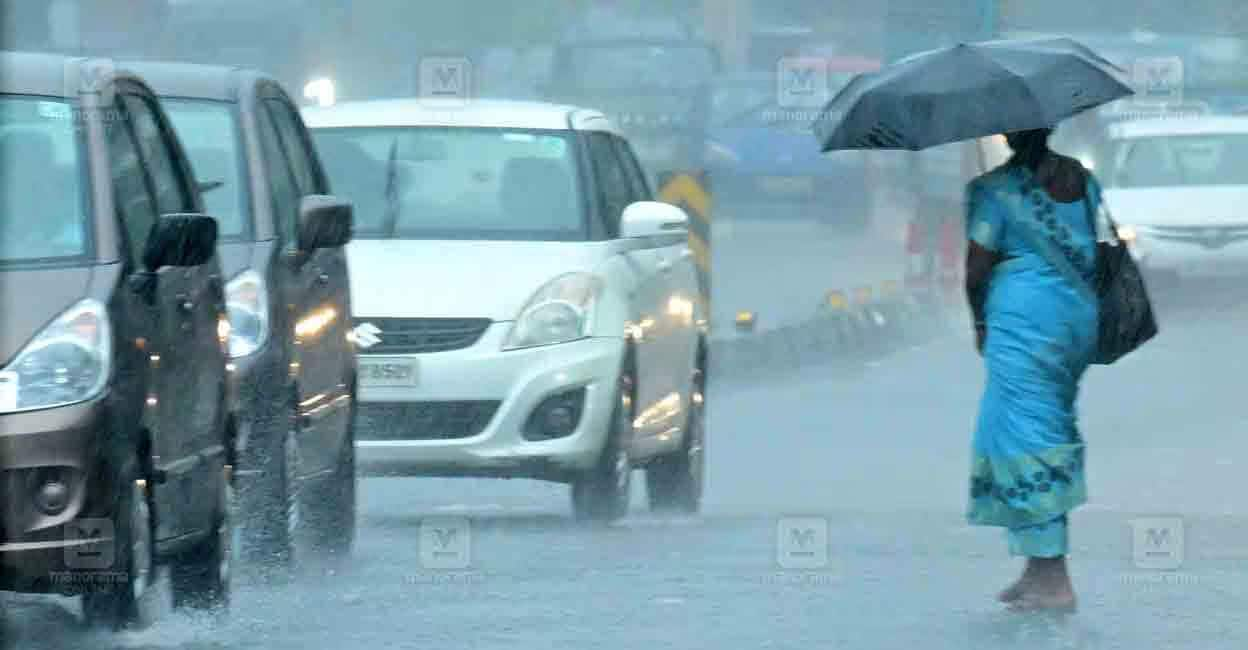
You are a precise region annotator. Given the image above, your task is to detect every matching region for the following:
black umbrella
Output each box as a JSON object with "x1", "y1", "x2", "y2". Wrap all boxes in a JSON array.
[{"x1": 813, "y1": 37, "x2": 1135, "y2": 152}]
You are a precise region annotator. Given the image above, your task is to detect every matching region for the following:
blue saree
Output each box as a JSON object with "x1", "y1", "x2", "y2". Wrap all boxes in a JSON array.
[{"x1": 965, "y1": 163, "x2": 1100, "y2": 559}]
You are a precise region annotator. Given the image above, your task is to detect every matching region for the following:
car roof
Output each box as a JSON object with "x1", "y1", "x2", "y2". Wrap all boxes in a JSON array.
[
  {"x1": 0, "y1": 50, "x2": 125, "y2": 97},
  {"x1": 119, "y1": 60, "x2": 276, "y2": 101},
  {"x1": 1108, "y1": 116, "x2": 1248, "y2": 139},
  {"x1": 302, "y1": 98, "x2": 621, "y2": 135}
]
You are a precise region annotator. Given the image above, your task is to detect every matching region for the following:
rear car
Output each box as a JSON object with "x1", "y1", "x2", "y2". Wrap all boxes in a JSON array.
[
  {"x1": 1095, "y1": 116, "x2": 1248, "y2": 282},
  {"x1": 127, "y1": 61, "x2": 358, "y2": 569},
  {"x1": 704, "y1": 67, "x2": 876, "y2": 230},
  {"x1": 542, "y1": 37, "x2": 721, "y2": 188},
  {"x1": 0, "y1": 52, "x2": 233, "y2": 629},
  {"x1": 306, "y1": 99, "x2": 708, "y2": 522}
]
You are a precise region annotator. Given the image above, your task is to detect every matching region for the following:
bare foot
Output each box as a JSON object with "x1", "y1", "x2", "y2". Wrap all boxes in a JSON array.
[
  {"x1": 997, "y1": 577, "x2": 1030, "y2": 603},
  {"x1": 1006, "y1": 591, "x2": 1077, "y2": 613},
  {"x1": 1004, "y1": 557, "x2": 1077, "y2": 612}
]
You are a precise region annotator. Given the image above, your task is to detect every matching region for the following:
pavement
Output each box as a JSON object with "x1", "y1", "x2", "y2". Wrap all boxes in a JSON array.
[{"x1": 3, "y1": 217, "x2": 1247, "y2": 650}]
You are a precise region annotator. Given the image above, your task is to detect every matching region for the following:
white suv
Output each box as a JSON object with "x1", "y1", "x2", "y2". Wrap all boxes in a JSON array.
[{"x1": 304, "y1": 99, "x2": 707, "y2": 521}]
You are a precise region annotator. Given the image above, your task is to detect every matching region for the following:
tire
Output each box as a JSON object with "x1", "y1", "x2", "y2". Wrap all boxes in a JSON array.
[
  {"x1": 645, "y1": 364, "x2": 706, "y2": 514},
  {"x1": 170, "y1": 465, "x2": 233, "y2": 612},
  {"x1": 81, "y1": 457, "x2": 157, "y2": 631},
  {"x1": 303, "y1": 409, "x2": 357, "y2": 561},
  {"x1": 570, "y1": 363, "x2": 635, "y2": 524},
  {"x1": 237, "y1": 391, "x2": 310, "y2": 573}
]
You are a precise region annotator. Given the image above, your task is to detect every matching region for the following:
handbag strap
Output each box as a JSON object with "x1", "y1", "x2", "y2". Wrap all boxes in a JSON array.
[{"x1": 1083, "y1": 173, "x2": 1122, "y2": 245}]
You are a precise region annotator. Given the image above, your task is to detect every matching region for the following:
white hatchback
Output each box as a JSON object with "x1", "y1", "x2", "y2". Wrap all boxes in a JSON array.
[
  {"x1": 304, "y1": 99, "x2": 707, "y2": 521},
  {"x1": 1096, "y1": 116, "x2": 1248, "y2": 280}
]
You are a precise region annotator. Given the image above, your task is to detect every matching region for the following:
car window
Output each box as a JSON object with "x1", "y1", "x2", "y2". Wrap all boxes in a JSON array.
[
  {"x1": 1113, "y1": 134, "x2": 1248, "y2": 187},
  {"x1": 266, "y1": 99, "x2": 322, "y2": 195},
  {"x1": 122, "y1": 94, "x2": 193, "y2": 216},
  {"x1": 0, "y1": 97, "x2": 90, "y2": 264},
  {"x1": 611, "y1": 135, "x2": 651, "y2": 203},
  {"x1": 106, "y1": 101, "x2": 160, "y2": 266},
  {"x1": 162, "y1": 99, "x2": 249, "y2": 239},
  {"x1": 255, "y1": 100, "x2": 301, "y2": 245},
  {"x1": 310, "y1": 126, "x2": 586, "y2": 241},
  {"x1": 586, "y1": 132, "x2": 633, "y2": 237}
]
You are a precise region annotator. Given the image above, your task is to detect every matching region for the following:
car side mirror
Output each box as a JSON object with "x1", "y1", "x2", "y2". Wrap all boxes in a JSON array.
[
  {"x1": 142, "y1": 213, "x2": 218, "y2": 271},
  {"x1": 619, "y1": 201, "x2": 688, "y2": 239},
  {"x1": 298, "y1": 194, "x2": 353, "y2": 252}
]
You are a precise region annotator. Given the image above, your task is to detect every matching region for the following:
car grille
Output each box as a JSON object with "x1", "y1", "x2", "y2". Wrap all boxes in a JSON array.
[
  {"x1": 1146, "y1": 225, "x2": 1248, "y2": 249},
  {"x1": 356, "y1": 401, "x2": 502, "y2": 441},
  {"x1": 352, "y1": 317, "x2": 492, "y2": 354}
]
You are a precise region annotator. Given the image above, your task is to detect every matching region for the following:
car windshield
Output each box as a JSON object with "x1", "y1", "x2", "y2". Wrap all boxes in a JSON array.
[
  {"x1": 560, "y1": 44, "x2": 716, "y2": 90},
  {"x1": 311, "y1": 127, "x2": 586, "y2": 241},
  {"x1": 161, "y1": 99, "x2": 250, "y2": 239},
  {"x1": 1109, "y1": 133, "x2": 1248, "y2": 187},
  {"x1": 0, "y1": 96, "x2": 90, "y2": 266}
]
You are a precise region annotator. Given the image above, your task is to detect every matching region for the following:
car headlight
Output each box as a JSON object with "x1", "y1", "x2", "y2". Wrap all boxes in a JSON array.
[
  {"x1": 225, "y1": 270, "x2": 269, "y2": 359},
  {"x1": 0, "y1": 300, "x2": 111, "y2": 414},
  {"x1": 502, "y1": 273, "x2": 603, "y2": 351}
]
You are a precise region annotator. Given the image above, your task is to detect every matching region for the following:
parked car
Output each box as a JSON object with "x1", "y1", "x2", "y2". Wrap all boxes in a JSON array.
[
  {"x1": 1093, "y1": 115, "x2": 1248, "y2": 285},
  {"x1": 125, "y1": 61, "x2": 357, "y2": 568},
  {"x1": 304, "y1": 99, "x2": 708, "y2": 522},
  {"x1": 0, "y1": 52, "x2": 232, "y2": 629}
]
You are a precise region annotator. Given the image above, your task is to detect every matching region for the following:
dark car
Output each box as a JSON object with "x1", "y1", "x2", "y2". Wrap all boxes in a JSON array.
[
  {"x1": 0, "y1": 52, "x2": 233, "y2": 629},
  {"x1": 542, "y1": 37, "x2": 721, "y2": 188},
  {"x1": 124, "y1": 62, "x2": 357, "y2": 570},
  {"x1": 703, "y1": 71, "x2": 875, "y2": 230}
]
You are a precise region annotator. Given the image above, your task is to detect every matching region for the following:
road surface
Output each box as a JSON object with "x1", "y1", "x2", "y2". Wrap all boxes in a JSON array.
[{"x1": 3, "y1": 241, "x2": 1246, "y2": 650}]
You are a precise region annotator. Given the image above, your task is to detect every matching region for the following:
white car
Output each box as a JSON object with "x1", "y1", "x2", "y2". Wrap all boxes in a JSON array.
[
  {"x1": 1096, "y1": 116, "x2": 1248, "y2": 280},
  {"x1": 303, "y1": 99, "x2": 707, "y2": 521}
]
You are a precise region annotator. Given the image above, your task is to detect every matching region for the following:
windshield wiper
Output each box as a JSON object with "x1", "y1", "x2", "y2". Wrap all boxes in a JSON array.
[{"x1": 381, "y1": 137, "x2": 400, "y2": 237}]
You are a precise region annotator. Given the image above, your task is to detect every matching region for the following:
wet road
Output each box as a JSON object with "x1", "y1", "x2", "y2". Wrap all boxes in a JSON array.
[{"x1": 4, "y1": 255, "x2": 1248, "y2": 649}]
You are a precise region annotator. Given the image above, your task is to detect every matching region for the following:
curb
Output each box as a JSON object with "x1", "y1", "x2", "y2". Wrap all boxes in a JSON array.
[{"x1": 708, "y1": 278, "x2": 952, "y2": 381}]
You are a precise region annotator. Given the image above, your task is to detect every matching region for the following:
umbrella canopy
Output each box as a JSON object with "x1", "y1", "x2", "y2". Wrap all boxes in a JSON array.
[{"x1": 813, "y1": 38, "x2": 1135, "y2": 152}]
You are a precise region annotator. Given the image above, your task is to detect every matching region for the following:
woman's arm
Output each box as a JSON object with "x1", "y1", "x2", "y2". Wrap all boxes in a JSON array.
[{"x1": 966, "y1": 241, "x2": 1002, "y2": 352}]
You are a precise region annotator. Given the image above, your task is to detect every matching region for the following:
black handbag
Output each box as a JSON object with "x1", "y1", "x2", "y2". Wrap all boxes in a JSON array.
[{"x1": 1083, "y1": 178, "x2": 1159, "y2": 365}]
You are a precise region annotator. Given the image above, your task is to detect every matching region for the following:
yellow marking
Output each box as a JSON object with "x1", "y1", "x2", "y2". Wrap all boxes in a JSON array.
[
  {"x1": 687, "y1": 232, "x2": 710, "y2": 271},
  {"x1": 658, "y1": 173, "x2": 712, "y2": 222},
  {"x1": 826, "y1": 291, "x2": 848, "y2": 309}
]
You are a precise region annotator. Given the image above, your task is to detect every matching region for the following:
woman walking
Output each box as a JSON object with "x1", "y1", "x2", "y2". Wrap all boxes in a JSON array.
[{"x1": 964, "y1": 127, "x2": 1104, "y2": 612}]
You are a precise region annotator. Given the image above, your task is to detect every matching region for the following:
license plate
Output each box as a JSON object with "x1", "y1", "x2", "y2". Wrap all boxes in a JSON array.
[
  {"x1": 358, "y1": 357, "x2": 419, "y2": 387},
  {"x1": 759, "y1": 176, "x2": 814, "y2": 195},
  {"x1": 0, "y1": 371, "x2": 17, "y2": 411}
]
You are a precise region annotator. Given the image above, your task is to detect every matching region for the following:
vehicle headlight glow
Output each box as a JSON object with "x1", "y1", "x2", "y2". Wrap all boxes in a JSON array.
[
  {"x1": 0, "y1": 300, "x2": 111, "y2": 414},
  {"x1": 303, "y1": 77, "x2": 337, "y2": 108},
  {"x1": 1116, "y1": 224, "x2": 1138, "y2": 244},
  {"x1": 502, "y1": 273, "x2": 603, "y2": 351},
  {"x1": 225, "y1": 270, "x2": 269, "y2": 359}
]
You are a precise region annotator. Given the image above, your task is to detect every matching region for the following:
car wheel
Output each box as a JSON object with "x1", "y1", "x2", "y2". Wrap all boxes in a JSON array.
[
  {"x1": 645, "y1": 365, "x2": 705, "y2": 514},
  {"x1": 81, "y1": 457, "x2": 156, "y2": 631},
  {"x1": 237, "y1": 390, "x2": 309, "y2": 573},
  {"x1": 303, "y1": 397, "x2": 357, "y2": 561},
  {"x1": 170, "y1": 465, "x2": 233, "y2": 612},
  {"x1": 571, "y1": 365, "x2": 634, "y2": 524}
]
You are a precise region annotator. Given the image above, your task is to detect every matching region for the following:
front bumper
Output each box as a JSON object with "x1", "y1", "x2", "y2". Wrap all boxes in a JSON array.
[
  {"x1": 0, "y1": 398, "x2": 114, "y2": 593},
  {"x1": 354, "y1": 323, "x2": 624, "y2": 480}
]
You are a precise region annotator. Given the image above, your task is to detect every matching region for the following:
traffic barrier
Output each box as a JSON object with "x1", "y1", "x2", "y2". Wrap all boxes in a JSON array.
[{"x1": 708, "y1": 276, "x2": 951, "y2": 382}]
